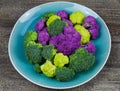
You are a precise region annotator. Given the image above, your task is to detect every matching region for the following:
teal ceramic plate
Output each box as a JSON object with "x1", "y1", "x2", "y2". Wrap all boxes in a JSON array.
[{"x1": 8, "y1": 1, "x2": 111, "y2": 89}]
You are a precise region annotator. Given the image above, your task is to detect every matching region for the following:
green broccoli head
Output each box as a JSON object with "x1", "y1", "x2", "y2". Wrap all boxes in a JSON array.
[
  {"x1": 48, "y1": 19, "x2": 67, "y2": 36},
  {"x1": 69, "y1": 48, "x2": 95, "y2": 72},
  {"x1": 25, "y1": 43, "x2": 43, "y2": 64},
  {"x1": 34, "y1": 64, "x2": 42, "y2": 73},
  {"x1": 70, "y1": 11, "x2": 85, "y2": 24},
  {"x1": 24, "y1": 30, "x2": 37, "y2": 47},
  {"x1": 55, "y1": 67, "x2": 75, "y2": 82},
  {"x1": 54, "y1": 53, "x2": 69, "y2": 67},
  {"x1": 42, "y1": 45, "x2": 57, "y2": 60},
  {"x1": 41, "y1": 60, "x2": 56, "y2": 77},
  {"x1": 41, "y1": 12, "x2": 55, "y2": 20}
]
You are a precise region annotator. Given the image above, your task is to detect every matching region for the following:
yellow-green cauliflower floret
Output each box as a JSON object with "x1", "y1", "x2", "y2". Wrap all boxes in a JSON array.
[
  {"x1": 24, "y1": 30, "x2": 37, "y2": 47},
  {"x1": 41, "y1": 60, "x2": 56, "y2": 77},
  {"x1": 54, "y1": 53, "x2": 69, "y2": 67},
  {"x1": 74, "y1": 25, "x2": 90, "y2": 44},
  {"x1": 46, "y1": 15, "x2": 60, "y2": 26},
  {"x1": 70, "y1": 11, "x2": 85, "y2": 24}
]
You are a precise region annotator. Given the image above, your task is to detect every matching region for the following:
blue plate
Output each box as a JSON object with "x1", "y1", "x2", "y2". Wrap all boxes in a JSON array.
[{"x1": 8, "y1": 1, "x2": 111, "y2": 89}]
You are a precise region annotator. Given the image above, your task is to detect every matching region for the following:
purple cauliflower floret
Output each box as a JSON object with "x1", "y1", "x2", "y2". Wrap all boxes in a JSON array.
[
  {"x1": 42, "y1": 27, "x2": 48, "y2": 32},
  {"x1": 57, "y1": 33, "x2": 66, "y2": 43},
  {"x1": 35, "y1": 20, "x2": 46, "y2": 33},
  {"x1": 57, "y1": 10, "x2": 68, "y2": 19},
  {"x1": 84, "y1": 42, "x2": 96, "y2": 54},
  {"x1": 64, "y1": 26, "x2": 76, "y2": 34},
  {"x1": 89, "y1": 23, "x2": 99, "y2": 39},
  {"x1": 89, "y1": 28, "x2": 99, "y2": 39},
  {"x1": 49, "y1": 33, "x2": 66, "y2": 48},
  {"x1": 82, "y1": 22, "x2": 91, "y2": 29},
  {"x1": 50, "y1": 26, "x2": 81, "y2": 55},
  {"x1": 90, "y1": 23, "x2": 99, "y2": 30},
  {"x1": 62, "y1": 18, "x2": 73, "y2": 26},
  {"x1": 84, "y1": 16, "x2": 96, "y2": 24},
  {"x1": 83, "y1": 16, "x2": 99, "y2": 39},
  {"x1": 38, "y1": 28, "x2": 50, "y2": 45},
  {"x1": 49, "y1": 36, "x2": 58, "y2": 47},
  {"x1": 72, "y1": 31, "x2": 81, "y2": 42},
  {"x1": 57, "y1": 33, "x2": 81, "y2": 55},
  {"x1": 64, "y1": 26, "x2": 81, "y2": 42}
]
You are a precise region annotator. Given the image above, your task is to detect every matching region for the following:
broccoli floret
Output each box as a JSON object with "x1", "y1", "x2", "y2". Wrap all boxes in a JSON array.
[
  {"x1": 41, "y1": 60, "x2": 56, "y2": 77},
  {"x1": 48, "y1": 19, "x2": 67, "y2": 36},
  {"x1": 24, "y1": 30, "x2": 37, "y2": 47},
  {"x1": 74, "y1": 25, "x2": 90, "y2": 44},
  {"x1": 41, "y1": 12, "x2": 55, "y2": 20},
  {"x1": 25, "y1": 43, "x2": 43, "y2": 64},
  {"x1": 34, "y1": 64, "x2": 41, "y2": 73},
  {"x1": 70, "y1": 11, "x2": 85, "y2": 24},
  {"x1": 54, "y1": 53, "x2": 69, "y2": 67},
  {"x1": 69, "y1": 48, "x2": 95, "y2": 72},
  {"x1": 46, "y1": 15, "x2": 60, "y2": 26},
  {"x1": 42, "y1": 45, "x2": 57, "y2": 60},
  {"x1": 55, "y1": 67, "x2": 75, "y2": 82}
]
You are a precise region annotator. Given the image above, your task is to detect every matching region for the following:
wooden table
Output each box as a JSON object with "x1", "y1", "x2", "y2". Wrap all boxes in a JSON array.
[{"x1": 0, "y1": 0, "x2": 120, "y2": 91}]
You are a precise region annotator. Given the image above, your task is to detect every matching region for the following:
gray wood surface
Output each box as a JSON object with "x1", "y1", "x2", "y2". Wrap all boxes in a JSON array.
[{"x1": 0, "y1": 0, "x2": 120, "y2": 91}]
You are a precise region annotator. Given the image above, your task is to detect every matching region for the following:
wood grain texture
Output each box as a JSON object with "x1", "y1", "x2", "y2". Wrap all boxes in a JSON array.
[{"x1": 0, "y1": 0, "x2": 120, "y2": 91}]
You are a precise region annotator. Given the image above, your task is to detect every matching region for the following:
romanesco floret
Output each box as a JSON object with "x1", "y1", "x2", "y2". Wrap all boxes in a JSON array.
[
  {"x1": 55, "y1": 67, "x2": 75, "y2": 82},
  {"x1": 41, "y1": 12, "x2": 55, "y2": 20},
  {"x1": 69, "y1": 48, "x2": 95, "y2": 72},
  {"x1": 48, "y1": 19, "x2": 67, "y2": 36},
  {"x1": 70, "y1": 11, "x2": 85, "y2": 24},
  {"x1": 54, "y1": 53, "x2": 69, "y2": 67},
  {"x1": 74, "y1": 25, "x2": 90, "y2": 44},
  {"x1": 41, "y1": 60, "x2": 56, "y2": 77},
  {"x1": 25, "y1": 43, "x2": 43, "y2": 64},
  {"x1": 42, "y1": 45, "x2": 57, "y2": 60},
  {"x1": 46, "y1": 15, "x2": 60, "y2": 26},
  {"x1": 24, "y1": 30, "x2": 37, "y2": 47}
]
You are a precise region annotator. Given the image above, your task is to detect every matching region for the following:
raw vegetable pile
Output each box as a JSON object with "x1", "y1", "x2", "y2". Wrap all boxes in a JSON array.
[{"x1": 24, "y1": 10, "x2": 99, "y2": 82}]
